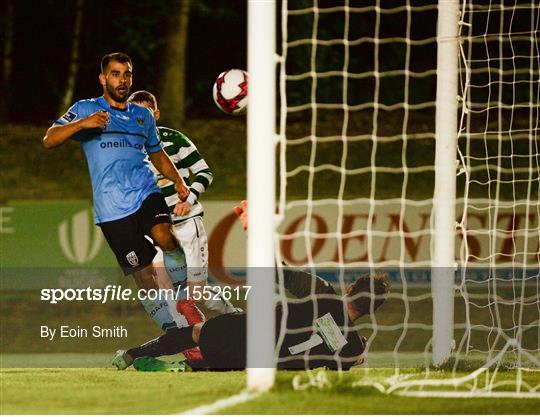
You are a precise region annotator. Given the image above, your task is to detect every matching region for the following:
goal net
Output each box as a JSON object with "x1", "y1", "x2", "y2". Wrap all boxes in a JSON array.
[{"x1": 247, "y1": 0, "x2": 539, "y2": 397}]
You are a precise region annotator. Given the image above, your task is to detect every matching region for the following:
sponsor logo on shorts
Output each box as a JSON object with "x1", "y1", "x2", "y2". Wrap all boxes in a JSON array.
[
  {"x1": 155, "y1": 213, "x2": 169, "y2": 218},
  {"x1": 126, "y1": 251, "x2": 139, "y2": 266}
]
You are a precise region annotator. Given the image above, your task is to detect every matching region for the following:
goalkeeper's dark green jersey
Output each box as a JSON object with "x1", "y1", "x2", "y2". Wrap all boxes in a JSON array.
[
  {"x1": 275, "y1": 269, "x2": 365, "y2": 370},
  {"x1": 149, "y1": 126, "x2": 213, "y2": 223},
  {"x1": 198, "y1": 270, "x2": 365, "y2": 370}
]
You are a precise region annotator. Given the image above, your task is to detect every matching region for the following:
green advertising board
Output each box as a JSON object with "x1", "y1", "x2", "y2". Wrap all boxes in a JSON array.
[{"x1": 1, "y1": 201, "x2": 119, "y2": 290}]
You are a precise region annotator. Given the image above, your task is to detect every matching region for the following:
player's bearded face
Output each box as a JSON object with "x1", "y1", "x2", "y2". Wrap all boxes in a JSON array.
[
  {"x1": 103, "y1": 62, "x2": 132, "y2": 103},
  {"x1": 106, "y1": 80, "x2": 130, "y2": 102}
]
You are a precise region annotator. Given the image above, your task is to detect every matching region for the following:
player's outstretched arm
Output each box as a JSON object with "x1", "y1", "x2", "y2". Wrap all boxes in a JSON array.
[
  {"x1": 42, "y1": 111, "x2": 109, "y2": 149},
  {"x1": 169, "y1": 134, "x2": 214, "y2": 217},
  {"x1": 148, "y1": 149, "x2": 189, "y2": 204},
  {"x1": 232, "y1": 200, "x2": 335, "y2": 298},
  {"x1": 281, "y1": 268, "x2": 337, "y2": 299},
  {"x1": 186, "y1": 145, "x2": 214, "y2": 201}
]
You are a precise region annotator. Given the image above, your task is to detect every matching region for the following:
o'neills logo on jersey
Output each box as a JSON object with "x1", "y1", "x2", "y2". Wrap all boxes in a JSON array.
[
  {"x1": 100, "y1": 139, "x2": 143, "y2": 150},
  {"x1": 58, "y1": 210, "x2": 103, "y2": 264},
  {"x1": 126, "y1": 251, "x2": 139, "y2": 266}
]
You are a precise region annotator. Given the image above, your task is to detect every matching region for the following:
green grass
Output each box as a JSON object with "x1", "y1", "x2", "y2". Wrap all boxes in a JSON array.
[
  {"x1": 1, "y1": 359, "x2": 539, "y2": 414},
  {"x1": 0, "y1": 367, "x2": 245, "y2": 414}
]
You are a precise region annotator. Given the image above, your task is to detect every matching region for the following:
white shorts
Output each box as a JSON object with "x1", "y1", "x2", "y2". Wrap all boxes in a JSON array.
[{"x1": 154, "y1": 216, "x2": 208, "y2": 282}]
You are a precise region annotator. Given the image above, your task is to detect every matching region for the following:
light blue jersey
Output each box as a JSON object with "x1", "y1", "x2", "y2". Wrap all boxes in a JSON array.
[{"x1": 54, "y1": 96, "x2": 163, "y2": 224}]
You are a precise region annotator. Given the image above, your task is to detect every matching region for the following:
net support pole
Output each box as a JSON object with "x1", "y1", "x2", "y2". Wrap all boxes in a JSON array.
[
  {"x1": 246, "y1": 0, "x2": 276, "y2": 391},
  {"x1": 432, "y1": 0, "x2": 459, "y2": 366}
]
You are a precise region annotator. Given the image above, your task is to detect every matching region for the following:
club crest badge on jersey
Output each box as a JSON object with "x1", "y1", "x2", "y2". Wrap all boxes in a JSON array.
[
  {"x1": 126, "y1": 251, "x2": 139, "y2": 266},
  {"x1": 136, "y1": 117, "x2": 144, "y2": 127},
  {"x1": 61, "y1": 111, "x2": 77, "y2": 123}
]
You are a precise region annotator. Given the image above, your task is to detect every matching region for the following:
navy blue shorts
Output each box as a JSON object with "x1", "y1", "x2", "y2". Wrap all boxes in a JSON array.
[{"x1": 99, "y1": 193, "x2": 171, "y2": 275}]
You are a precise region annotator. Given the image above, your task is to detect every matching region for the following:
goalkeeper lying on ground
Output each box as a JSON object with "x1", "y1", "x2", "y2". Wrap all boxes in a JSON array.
[{"x1": 113, "y1": 202, "x2": 390, "y2": 371}]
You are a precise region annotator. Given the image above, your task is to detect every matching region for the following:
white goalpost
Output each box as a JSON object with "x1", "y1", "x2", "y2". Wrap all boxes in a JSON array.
[
  {"x1": 246, "y1": 0, "x2": 277, "y2": 392},
  {"x1": 432, "y1": 0, "x2": 460, "y2": 366},
  {"x1": 247, "y1": 0, "x2": 539, "y2": 397}
]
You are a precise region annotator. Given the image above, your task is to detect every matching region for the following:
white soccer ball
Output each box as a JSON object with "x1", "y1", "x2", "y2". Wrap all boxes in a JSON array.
[{"x1": 212, "y1": 69, "x2": 248, "y2": 115}]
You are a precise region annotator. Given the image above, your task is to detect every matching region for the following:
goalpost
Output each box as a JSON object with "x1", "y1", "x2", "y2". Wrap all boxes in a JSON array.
[
  {"x1": 432, "y1": 0, "x2": 460, "y2": 366},
  {"x1": 247, "y1": 0, "x2": 277, "y2": 391},
  {"x1": 247, "y1": 0, "x2": 539, "y2": 396}
]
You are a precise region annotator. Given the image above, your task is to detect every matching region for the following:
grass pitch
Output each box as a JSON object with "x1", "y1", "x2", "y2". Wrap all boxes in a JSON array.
[{"x1": 1, "y1": 355, "x2": 539, "y2": 414}]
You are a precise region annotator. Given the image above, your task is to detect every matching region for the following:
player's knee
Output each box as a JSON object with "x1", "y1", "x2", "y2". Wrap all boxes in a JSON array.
[
  {"x1": 160, "y1": 236, "x2": 178, "y2": 252},
  {"x1": 192, "y1": 323, "x2": 203, "y2": 344},
  {"x1": 152, "y1": 225, "x2": 178, "y2": 251}
]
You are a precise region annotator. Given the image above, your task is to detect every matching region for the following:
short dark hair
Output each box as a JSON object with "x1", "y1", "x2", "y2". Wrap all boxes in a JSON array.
[
  {"x1": 128, "y1": 90, "x2": 157, "y2": 110},
  {"x1": 348, "y1": 271, "x2": 391, "y2": 315},
  {"x1": 101, "y1": 52, "x2": 132, "y2": 73}
]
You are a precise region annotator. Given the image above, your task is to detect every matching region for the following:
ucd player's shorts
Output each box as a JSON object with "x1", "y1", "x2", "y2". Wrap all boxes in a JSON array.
[{"x1": 99, "y1": 193, "x2": 172, "y2": 275}]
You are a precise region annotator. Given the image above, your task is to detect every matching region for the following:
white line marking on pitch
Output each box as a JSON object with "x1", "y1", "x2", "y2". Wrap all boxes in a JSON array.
[{"x1": 180, "y1": 390, "x2": 262, "y2": 415}]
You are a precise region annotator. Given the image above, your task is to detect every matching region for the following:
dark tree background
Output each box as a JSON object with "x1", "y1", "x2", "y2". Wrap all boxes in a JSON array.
[
  {"x1": 1, "y1": 0, "x2": 531, "y2": 125},
  {"x1": 1, "y1": 0, "x2": 440, "y2": 125},
  {"x1": 0, "y1": 0, "x2": 247, "y2": 123}
]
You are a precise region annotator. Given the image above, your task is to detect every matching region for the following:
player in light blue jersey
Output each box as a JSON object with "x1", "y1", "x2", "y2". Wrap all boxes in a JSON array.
[{"x1": 43, "y1": 53, "x2": 190, "y2": 331}]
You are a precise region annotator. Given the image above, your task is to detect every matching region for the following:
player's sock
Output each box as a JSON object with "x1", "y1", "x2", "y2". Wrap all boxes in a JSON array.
[
  {"x1": 162, "y1": 247, "x2": 188, "y2": 285},
  {"x1": 152, "y1": 264, "x2": 191, "y2": 329},
  {"x1": 126, "y1": 326, "x2": 197, "y2": 360},
  {"x1": 140, "y1": 297, "x2": 180, "y2": 332},
  {"x1": 203, "y1": 288, "x2": 239, "y2": 314},
  {"x1": 177, "y1": 299, "x2": 206, "y2": 324},
  {"x1": 182, "y1": 347, "x2": 204, "y2": 366},
  {"x1": 176, "y1": 299, "x2": 206, "y2": 366},
  {"x1": 112, "y1": 349, "x2": 133, "y2": 370}
]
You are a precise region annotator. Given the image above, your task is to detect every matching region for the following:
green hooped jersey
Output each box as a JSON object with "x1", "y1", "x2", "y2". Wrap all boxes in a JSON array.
[{"x1": 150, "y1": 126, "x2": 213, "y2": 223}]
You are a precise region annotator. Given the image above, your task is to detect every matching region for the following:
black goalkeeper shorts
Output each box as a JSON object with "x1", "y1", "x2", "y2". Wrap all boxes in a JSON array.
[
  {"x1": 98, "y1": 193, "x2": 172, "y2": 275},
  {"x1": 199, "y1": 312, "x2": 247, "y2": 370}
]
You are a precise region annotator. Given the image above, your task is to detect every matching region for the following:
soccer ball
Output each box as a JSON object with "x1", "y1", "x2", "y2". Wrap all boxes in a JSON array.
[{"x1": 212, "y1": 69, "x2": 248, "y2": 115}]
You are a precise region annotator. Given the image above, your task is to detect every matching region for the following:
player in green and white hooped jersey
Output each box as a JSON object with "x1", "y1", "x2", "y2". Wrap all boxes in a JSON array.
[{"x1": 128, "y1": 91, "x2": 238, "y2": 317}]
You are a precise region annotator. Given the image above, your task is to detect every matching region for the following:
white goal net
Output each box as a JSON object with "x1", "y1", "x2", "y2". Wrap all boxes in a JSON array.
[{"x1": 248, "y1": 0, "x2": 539, "y2": 397}]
